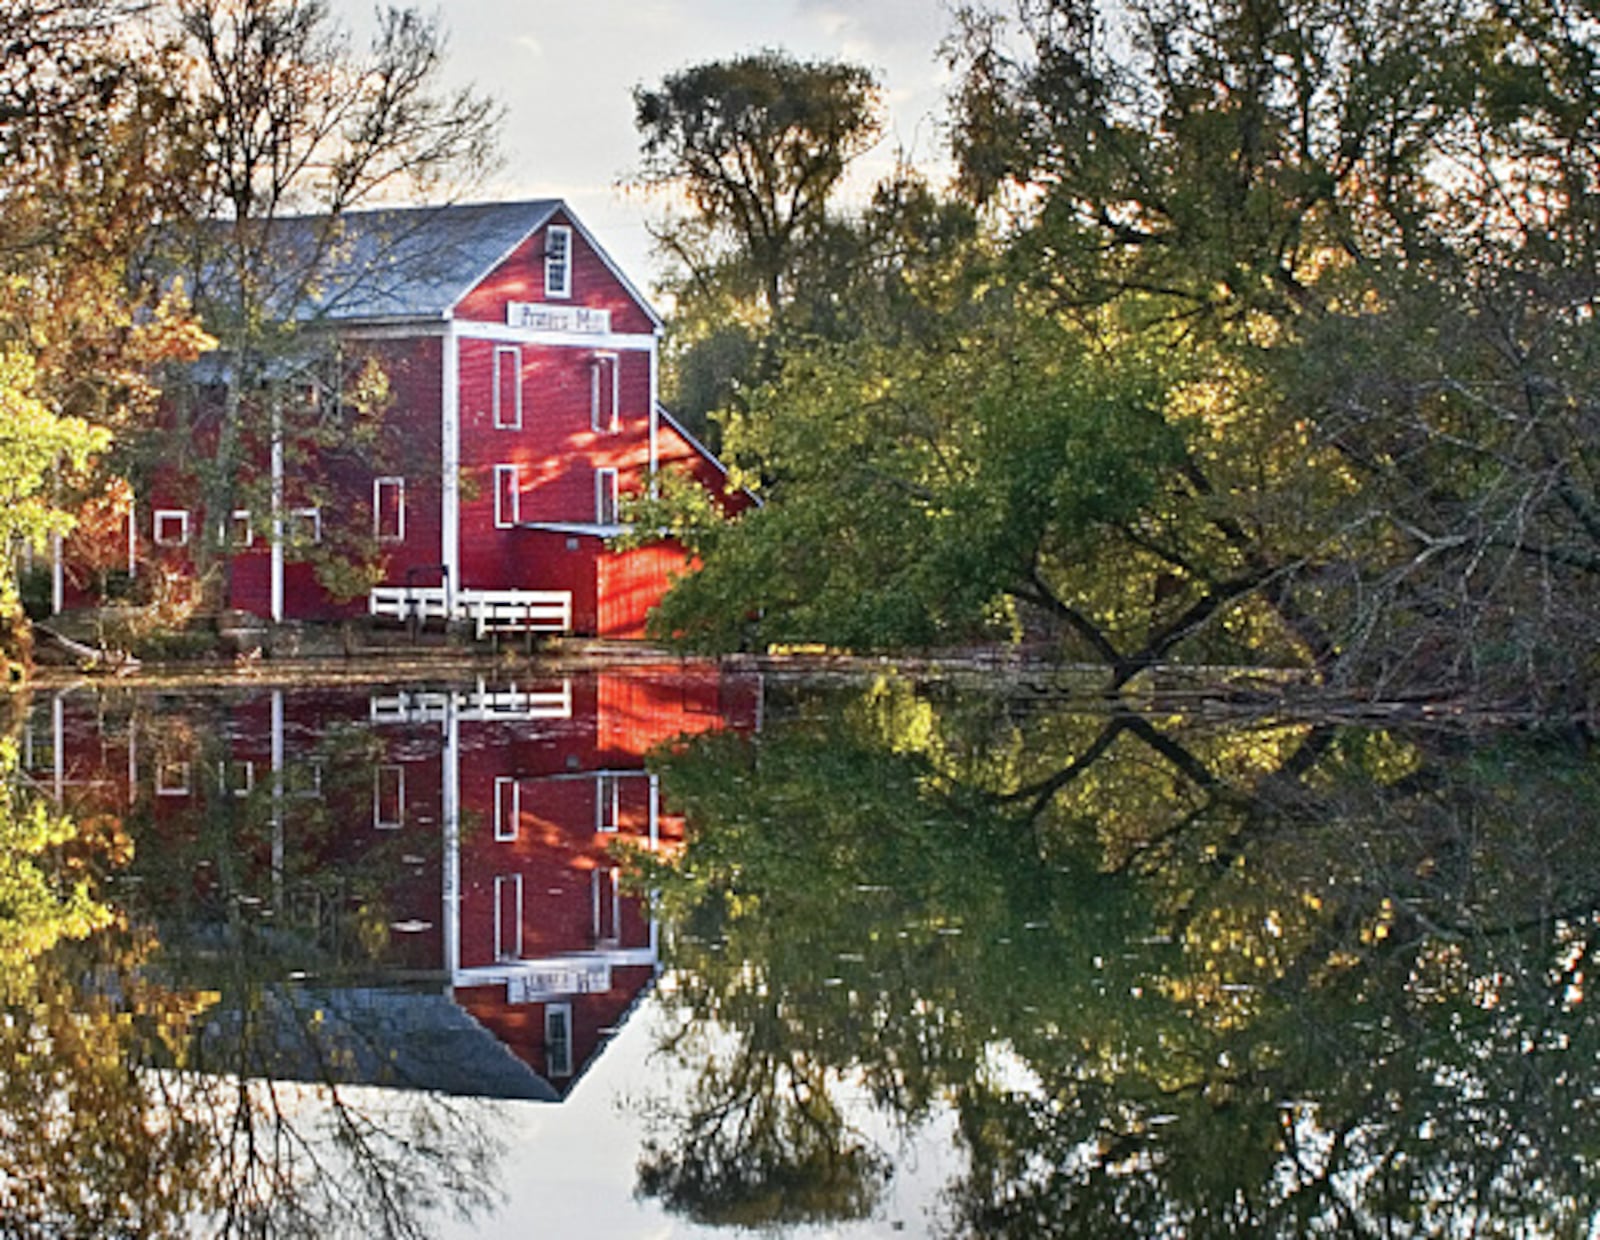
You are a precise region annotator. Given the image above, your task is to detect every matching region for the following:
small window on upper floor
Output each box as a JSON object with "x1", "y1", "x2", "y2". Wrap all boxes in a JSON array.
[{"x1": 545, "y1": 225, "x2": 572, "y2": 299}]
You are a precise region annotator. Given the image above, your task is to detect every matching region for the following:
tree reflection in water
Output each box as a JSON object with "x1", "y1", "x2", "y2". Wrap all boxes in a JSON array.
[
  {"x1": 0, "y1": 696, "x2": 502, "y2": 1238},
  {"x1": 635, "y1": 675, "x2": 1600, "y2": 1237}
]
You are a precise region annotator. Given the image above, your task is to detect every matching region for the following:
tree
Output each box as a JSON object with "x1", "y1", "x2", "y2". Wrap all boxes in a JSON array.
[
  {"x1": 0, "y1": 1, "x2": 213, "y2": 668},
  {"x1": 938, "y1": 0, "x2": 1600, "y2": 703},
  {"x1": 144, "y1": 0, "x2": 501, "y2": 611},
  {"x1": 631, "y1": 51, "x2": 887, "y2": 442}
]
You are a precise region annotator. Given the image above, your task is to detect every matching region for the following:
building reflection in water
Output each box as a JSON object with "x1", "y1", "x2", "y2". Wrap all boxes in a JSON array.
[{"x1": 23, "y1": 665, "x2": 762, "y2": 1102}]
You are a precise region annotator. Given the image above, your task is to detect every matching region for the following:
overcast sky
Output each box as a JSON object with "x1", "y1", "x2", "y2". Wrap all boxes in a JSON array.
[{"x1": 331, "y1": 0, "x2": 959, "y2": 297}]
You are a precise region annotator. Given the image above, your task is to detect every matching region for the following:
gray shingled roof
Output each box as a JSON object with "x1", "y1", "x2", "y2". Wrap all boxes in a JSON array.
[{"x1": 262, "y1": 199, "x2": 564, "y2": 324}]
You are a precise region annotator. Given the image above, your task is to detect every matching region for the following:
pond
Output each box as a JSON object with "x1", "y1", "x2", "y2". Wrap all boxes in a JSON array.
[{"x1": 4, "y1": 664, "x2": 1597, "y2": 1237}]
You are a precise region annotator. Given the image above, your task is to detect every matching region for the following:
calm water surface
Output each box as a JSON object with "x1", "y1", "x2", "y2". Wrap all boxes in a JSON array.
[{"x1": 6, "y1": 665, "x2": 1597, "y2": 1237}]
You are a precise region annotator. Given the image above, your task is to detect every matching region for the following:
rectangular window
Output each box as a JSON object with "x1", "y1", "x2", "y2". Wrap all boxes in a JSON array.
[
  {"x1": 374, "y1": 477, "x2": 405, "y2": 542},
  {"x1": 494, "y1": 874, "x2": 524, "y2": 961},
  {"x1": 288, "y1": 507, "x2": 322, "y2": 546},
  {"x1": 590, "y1": 352, "x2": 618, "y2": 432},
  {"x1": 493, "y1": 346, "x2": 522, "y2": 429},
  {"x1": 545, "y1": 1003, "x2": 573, "y2": 1076},
  {"x1": 156, "y1": 760, "x2": 191, "y2": 797},
  {"x1": 229, "y1": 509, "x2": 254, "y2": 549},
  {"x1": 495, "y1": 776, "x2": 520, "y2": 841},
  {"x1": 595, "y1": 771, "x2": 620, "y2": 833},
  {"x1": 545, "y1": 225, "x2": 572, "y2": 299},
  {"x1": 154, "y1": 509, "x2": 189, "y2": 547},
  {"x1": 374, "y1": 765, "x2": 404, "y2": 829},
  {"x1": 595, "y1": 468, "x2": 619, "y2": 527},
  {"x1": 217, "y1": 759, "x2": 255, "y2": 799},
  {"x1": 592, "y1": 866, "x2": 620, "y2": 945},
  {"x1": 494, "y1": 464, "x2": 521, "y2": 528}
]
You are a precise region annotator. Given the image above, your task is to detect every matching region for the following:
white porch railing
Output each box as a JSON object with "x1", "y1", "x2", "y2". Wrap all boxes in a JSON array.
[
  {"x1": 457, "y1": 589, "x2": 572, "y2": 638},
  {"x1": 369, "y1": 585, "x2": 450, "y2": 624},
  {"x1": 369, "y1": 585, "x2": 572, "y2": 636}
]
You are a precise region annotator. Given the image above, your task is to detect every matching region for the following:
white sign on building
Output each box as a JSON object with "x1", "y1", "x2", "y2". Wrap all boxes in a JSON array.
[{"x1": 506, "y1": 302, "x2": 613, "y2": 334}]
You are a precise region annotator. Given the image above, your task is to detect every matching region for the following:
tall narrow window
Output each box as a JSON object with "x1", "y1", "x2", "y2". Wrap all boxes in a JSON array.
[
  {"x1": 590, "y1": 352, "x2": 618, "y2": 432},
  {"x1": 494, "y1": 464, "x2": 521, "y2": 528},
  {"x1": 595, "y1": 468, "x2": 619, "y2": 527},
  {"x1": 228, "y1": 509, "x2": 254, "y2": 549},
  {"x1": 545, "y1": 1004, "x2": 573, "y2": 1076},
  {"x1": 495, "y1": 776, "x2": 520, "y2": 841},
  {"x1": 592, "y1": 867, "x2": 621, "y2": 945},
  {"x1": 595, "y1": 771, "x2": 620, "y2": 833},
  {"x1": 374, "y1": 765, "x2": 404, "y2": 829},
  {"x1": 494, "y1": 874, "x2": 524, "y2": 961},
  {"x1": 493, "y1": 345, "x2": 522, "y2": 429},
  {"x1": 154, "y1": 509, "x2": 189, "y2": 547},
  {"x1": 374, "y1": 477, "x2": 405, "y2": 541},
  {"x1": 545, "y1": 225, "x2": 572, "y2": 299}
]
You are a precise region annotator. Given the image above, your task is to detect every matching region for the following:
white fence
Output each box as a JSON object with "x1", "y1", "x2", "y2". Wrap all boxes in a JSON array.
[{"x1": 369, "y1": 586, "x2": 572, "y2": 636}]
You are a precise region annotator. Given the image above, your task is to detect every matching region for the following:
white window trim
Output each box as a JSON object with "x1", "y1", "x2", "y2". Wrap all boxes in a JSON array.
[
  {"x1": 493, "y1": 345, "x2": 523, "y2": 429},
  {"x1": 230, "y1": 509, "x2": 254, "y2": 549},
  {"x1": 374, "y1": 476, "x2": 406, "y2": 542},
  {"x1": 494, "y1": 873, "x2": 525, "y2": 961},
  {"x1": 154, "y1": 509, "x2": 189, "y2": 547},
  {"x1": 495, "y1": 776, "x2": 520, "y2": 841},
  {"x1": 374, "y1": 765, "x2": 405, "y2": 829},
  {"x1": 545, "y1": 224, "x2": 572, "y2": 299},
  {"x1": 494, "y1": 464, "x2": 521, "y2": 529},
  {"x1": 590, "y1": 352, "x2": 619, "y2": 433},
  {"x1": 289, "y1": 506, "x2": 322, "y2": 546},
  {"x1": 592, "y1": 866, "x2": 621, "y2": 945},
  {"x1": 595, "y1": 771, "x2": 620, "y2": 833},
  {"x1": 156, "y1": 760, "x2": 191, "y2": 797},
  {"x1": 545, "y1": 1002, "x2": 573, "y2": 1076},
  {"x1": 595, "y1": 468, "x2": 619, "y2": 526},
  {"x1": 217, "y1": 759, "x2": 255, "y2": 798}
]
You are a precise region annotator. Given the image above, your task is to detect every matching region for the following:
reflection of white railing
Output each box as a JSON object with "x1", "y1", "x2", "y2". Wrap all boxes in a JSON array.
[
  {"x1": 369, "y1": 586, "x2": 572, "y2": 636},
  {"x1": 370, "y1": 677, "x2": 572, "y2": 724}
]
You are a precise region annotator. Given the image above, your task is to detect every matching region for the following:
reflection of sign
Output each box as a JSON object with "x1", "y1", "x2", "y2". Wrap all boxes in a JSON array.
[
  {"x1": 506, "y1": 302, "x2": 612, "y2": 334},
  {"x1": 507, "y1": 962, "x2": 613, "y2": 1003}
]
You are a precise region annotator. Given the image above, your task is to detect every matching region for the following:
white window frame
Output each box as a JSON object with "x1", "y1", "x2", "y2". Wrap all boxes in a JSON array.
[
  {"x1": 374, "y1": 476, "x2": 406, "y2": 542},
  {"x1": 154, "y1": 509, "x2": 189, "y2": 547},
  {"x1": 592, "y1": 866, "x2": 621, "y2": 945},
  {"x1": 229, "y1": 509, "x2": 254, "y2": 549},
  {"x1": 494, "y1": 873, "x2": 524, "y2": 961},
  {"x1": 545, "y1": 224, "x2": 572, "y2": 299},
  {"x1": 494, "y1": 464, "x2": 521, "y2": 529},
  {"x1": 374, "y1": 764, "x2": 405, "y2": 829},
  {"x1": 545, "y1": 1003, "x2": 573, "y2": 1076},
  {"x1": 595, "y1": 771, "x2": 620, "y2": 833},
  {"x1": 590, "y1": 352, "x2": 619, "y2": 433},
  {"x1": 217, "y1": 759, "x2": 255, "y2": 798},
  {"x1": 595, "y1": 468, "x2": 619, "y2": 527},
  {"x1": 495, "y1": 776, "x2": 520, "y2": 842},
  {"x1": 288, "y1": 506, "x2": 322, "y2": 547},
  {"x1": 156, "y1": 760, "x2": 191, "y2": 797},
  {"x1": 493, "y1": 345, "x2": 523, "y2": 429}
]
